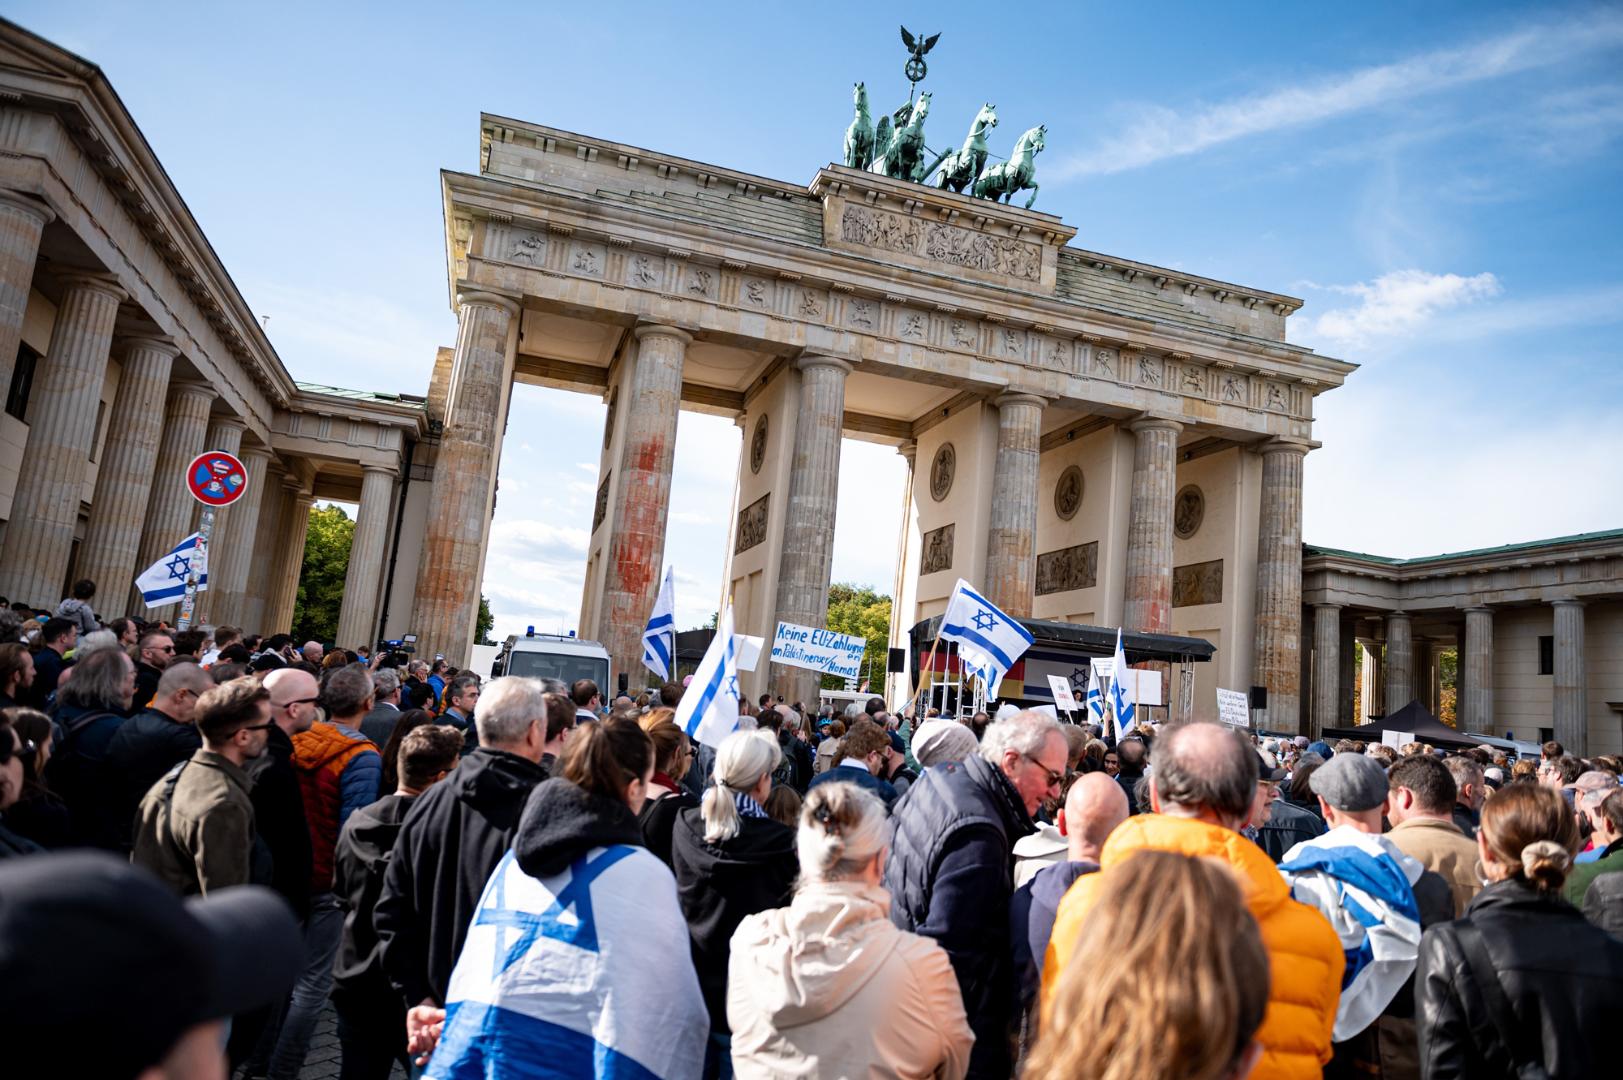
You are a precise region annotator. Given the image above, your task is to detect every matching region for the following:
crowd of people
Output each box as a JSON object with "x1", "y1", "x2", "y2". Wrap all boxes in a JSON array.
[{"x1": 1, "y1": 579, "x2": 1622, "y2": 1079}]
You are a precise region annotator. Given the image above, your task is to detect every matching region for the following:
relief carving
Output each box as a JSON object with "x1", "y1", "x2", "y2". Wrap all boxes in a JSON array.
[
  {"x1": 1173, "y1": 559, "x2": 1224, "y2": 607},
  {"x1": 1137, "y1": 355, "x2": 1161, "y2": 386},
  {"x1": 688, "y1": 268, "x2": 715, "y2": 297},
  {"x1": 1036, "y1": 541, "x2": 1098, "y2": 596},
  {"x1": 1046, "y1": 339, "x2": 1071, "y2": 370},
  {"x1": 1181, "y1": 366, "x2": 1205, "y2": 395},
  {"x1": 593, "y1": 472, "x2": 611, "y2": 532},
  {"x1": 930, "y1": 443, "x2": 956, "y2": 502},
  {"x1": 735, "y1": 493, "x2": 770, "y2": 554},
  {"x1": 921, "y1": 524, "x2": 955, "y2": 574},
  {"x1": 571, "y1": 244, "x2": 602, "y2": 276},
  {"x1": 749, "y1": 414, "x2": 769, "y2": 474},
  {"x1": 1174, "y1": 485, "x2": 1204, "y2": 540},
  {"x1": 509, "y1": 231, "x2": 547, "y2": 265},
  {"x1": 839, "y1": 204, "x2": 1040, "y2": 282},
  {"x1": 744, "y1": 278, "x2": 769, "y2": 306},
  {"x1": 1265, "y1": 382, "x2": 1288, "y2": 411},
  {"x1": 602, "y1": 388, "x2": 618, "y2": 452},
  {"x1": 799, "y1": 289, "x2": 824, "y2": 318},
  {"x1": 1093, "y1": 349, "x2": 1116, "y2": 380},
  {"x1": 1002, "y1": 329, "x2": 1024, "y2": 358},
  {"x1": 1221, "y1": 374, "x2": 1244, "y2": 402},
  {"x1": 899, "y1": 312, "x2": 927, "y2": 339},
  {"x1": 1054, "y1": 465, "x2": 1084, "y2": 521},
  {"x1": 847, "y1": 298, "x2": 876, "y2": 329},
  {"x1": 629, "y1": 253, "x2": 659, "y2": 285},
  {"x1": 948, "y1": 319, "x2": 975, "y2": 349}
]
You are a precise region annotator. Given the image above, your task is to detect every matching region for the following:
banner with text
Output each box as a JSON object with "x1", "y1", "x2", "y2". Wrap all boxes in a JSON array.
[
  {"x1": 770, "y1": 622, "x2": 867, "y2": 679},
  {"x1": 1216, "y1": 688, "x2": 1250, "y2": 728}
]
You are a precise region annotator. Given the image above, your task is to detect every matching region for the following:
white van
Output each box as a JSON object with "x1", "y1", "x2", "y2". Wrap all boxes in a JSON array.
[{"x1": 494, "y1": 632, "x2": 611, "y2": 690}]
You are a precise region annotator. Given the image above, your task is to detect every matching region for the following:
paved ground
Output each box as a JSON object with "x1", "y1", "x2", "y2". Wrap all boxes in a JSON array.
[{"x1": 236, "y1": 1001, "x2": 408, "y2": 1080}]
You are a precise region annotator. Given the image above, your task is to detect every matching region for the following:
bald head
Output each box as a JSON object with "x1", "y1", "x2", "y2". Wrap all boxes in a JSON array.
[
  {"x1": 151, "y1": 662, "x2": 214, "y2": 724},
  {"x1": 1060, "y1": 772, "x2": 1129, "y2": 861},
  {"x1": 263, "y1": 668, "x2": 319, "y2": 735},
  {"x1": 1151, "y1": 722, "x2": 1260, "y2": 829}
]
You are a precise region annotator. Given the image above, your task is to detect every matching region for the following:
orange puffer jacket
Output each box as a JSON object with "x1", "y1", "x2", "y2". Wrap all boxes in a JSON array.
[
  {"x1": 291, "y1": 722, "x2": 381, "y2": 893},
  {"x1": 1042, "y1": 814, "x2": 1343, "y2": 1080}
]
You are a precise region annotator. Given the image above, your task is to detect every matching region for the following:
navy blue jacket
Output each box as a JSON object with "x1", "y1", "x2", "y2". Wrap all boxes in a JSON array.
[
  {"x1": 805, "y1": 762, "x2": 898, "y2": 811},
  {"x1": 884, "y1": 754, "x2": 1034, "y2": 1079}
]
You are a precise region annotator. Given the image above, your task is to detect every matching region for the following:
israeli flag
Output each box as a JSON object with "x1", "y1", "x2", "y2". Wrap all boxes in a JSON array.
[
  {"x1": 940, "y1": 578, "x2": 1035, "y2": 693},
  {"x1": 1280, "y1": 827, "x2": 1424, "y2": 1041},
  {"x1": 1109, "y1": 628, "x2": 1135, "y2": 739},
  {"x1": 642, "y1": 567, "x2": 677, "y2": 680},
  {"x1": 674, "y1": 602, "x2": 740, "y2": 749},
  {"x1": 1085, "y1": 661, "x2": 1106, "y2": 726},
  {"x1": 135, "y1": 533, "x2": 208, "y2": 609},
  {"x1": 430, "y1": 847, "x2": 708, "y2": 1079}
]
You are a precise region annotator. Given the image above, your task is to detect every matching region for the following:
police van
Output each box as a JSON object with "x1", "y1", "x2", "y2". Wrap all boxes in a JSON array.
[{"x1": 492, "y1": 630, "x2": 610, "y2": 691}]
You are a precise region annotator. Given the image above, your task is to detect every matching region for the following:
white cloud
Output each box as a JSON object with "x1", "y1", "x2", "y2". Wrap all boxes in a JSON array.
[
  {"x1": 1054, "y1": 14, "x2": 1623, "y2": 179},
  {"x1": 1300, "y1": 269, "x2": 1501, "y2": 349}
]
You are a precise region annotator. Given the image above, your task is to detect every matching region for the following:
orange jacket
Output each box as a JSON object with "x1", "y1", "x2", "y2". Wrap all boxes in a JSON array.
[
  {"x1": 1042, "y1": 814, "x2": 1343, "y2": 1080},
  {"x1": 291, "y1": 722, "x2": 381, "y2": 893}
]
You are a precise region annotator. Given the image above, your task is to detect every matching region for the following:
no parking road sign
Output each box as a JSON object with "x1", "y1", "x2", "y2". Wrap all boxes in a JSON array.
[{"x1": 186, "y1": 450, "x2": 248, "y2": 507}]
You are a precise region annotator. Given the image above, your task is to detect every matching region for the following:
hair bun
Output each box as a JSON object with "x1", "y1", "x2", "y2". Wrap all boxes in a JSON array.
[{"x1": 1520, "y1": 839, "x2": 1571, "y2": 888}]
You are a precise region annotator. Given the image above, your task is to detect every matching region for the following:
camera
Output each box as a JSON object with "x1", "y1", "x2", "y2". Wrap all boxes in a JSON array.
[{"x1": 376, "y1": 637, "x2": 416, "y2": 668}]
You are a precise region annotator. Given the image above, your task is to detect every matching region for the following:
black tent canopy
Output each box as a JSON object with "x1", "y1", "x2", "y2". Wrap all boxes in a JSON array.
[{"x1": 1320, "y1": 699, "x2": 1484, "y2": 751}]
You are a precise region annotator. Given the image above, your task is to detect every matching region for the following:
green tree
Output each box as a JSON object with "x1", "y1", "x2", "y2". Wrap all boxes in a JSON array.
[
  {"x1": 291, "y1": 504, "x2": 353, "y2": 645},
  {"x1": 822, "y1": 583, "x2": 892, "y2": 690},
  {"x1": 477, "y1": 595, "x2": 494, "y2": 646}
]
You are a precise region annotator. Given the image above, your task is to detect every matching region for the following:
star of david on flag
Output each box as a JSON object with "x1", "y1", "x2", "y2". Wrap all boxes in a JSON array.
[
  {"x1": 939, "y1": 578, "x2": 1034, "y2": 694},
  {"x1": 134, "y1": 532, "x2": 208, "y2": 609},
  {"x1": 642, "y1": 566, "x2": 677, "y2": 680},
  {"x1": 675, "y1": 600, "x2": 742, "y2": 749},
  {"x1": 1085, "y1": 662, "x2": 1107, "y2": 725},
  {"x1": 1110, "y1": 627, "x2": 1136, "y2": 739}
]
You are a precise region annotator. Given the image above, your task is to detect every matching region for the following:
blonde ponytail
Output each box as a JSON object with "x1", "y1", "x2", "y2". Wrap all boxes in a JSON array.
[{"x1": 700, "y1": 730, "x2": 780, "y2": 843}]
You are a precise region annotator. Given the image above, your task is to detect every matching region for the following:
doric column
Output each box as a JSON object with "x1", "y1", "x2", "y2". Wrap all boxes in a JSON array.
[
  {"x1": 1359, "y1": 638, "x2": 1382, "y2": 722},
  {"x1": 1384, "y1": 612, "x2": 1414, "y2": 716},
  {"x1": 1122, "y1": 417, "x2": 1182, "y2": 634},
  {"x1": 411, "y1": 293, "x2": 519, "y2": 664},
  {"x1": 1461, "y1": 607, "x2": 1493, "y2": 731},
  {"x1": 590, "y1": 323, "x2": 690, "y2": 682},
  {"x1": 267, "y1": 482, "x2": 315, "y2": 634},
  {"x1": 1251, "y1": 440, "x2": 1308, "y2": 732},
  {"x1": 1311, "y1": 604, "x2": 1341, "y2": 737},
  {"x1": 1552, "y1": 599, "x2": 1587, "y2": 755},
  {"x1": 770, "y1": 355, "x2": 851, "y2": 707},
  {"x1": 983, "y1": 392, "x2": 1045, "y2": 617},
  {"x1": 76, "y1": 336, "x2": 179, "y2": 614},
  {"x1": 886, "y1": 442, "x2": 918, "y2": 703},
  {"x1": 209, "y1": 446, "x2": 272, "y2": 629},
  {"x1": 335, "y1": 465, "x2": 397, "y2": 649},
  {"x1": 0, "y1": 272, "x2": 126, "y2": 606},
  {"x1": 0, "y1": 192, "x2": 54, "y2": 397},
  {"x1": 129, "y1": 381, "x2": 216, "y2": 613},
  {"x1": 240, "y1": 459, "x2": 286, "y2": 634}
]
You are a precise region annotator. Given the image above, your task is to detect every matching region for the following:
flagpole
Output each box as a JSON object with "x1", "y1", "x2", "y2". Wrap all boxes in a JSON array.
[
  {"x1": 912, "y1": 618, "x2": 944, "y2": 720},
  {"x1": 176, "y1": 507, "x2": 213, "y2": 633}
]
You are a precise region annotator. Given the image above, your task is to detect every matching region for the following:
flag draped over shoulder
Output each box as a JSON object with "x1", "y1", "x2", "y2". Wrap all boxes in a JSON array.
[
  {"x1": 1279, "y1": 827, "x2": 1424, "y2": 1042},
  {"x1": 939, "y1": 578, "x2": 1034, "y2": 692},
  {"x1": 135, "y1": 533, "x2": 208, "y2": 609},
  {"x1": 642, "y1": 567, "x2": 676, "y2": 680},
  {"x1": 1109, "y1": 629, "x2": 1135, "y2": 739},
  {"x1": 674, "y1": 602, "x2": 740, "y2": 749},
  {"x1": 428, "y1": 847, "x2": 708, "y2": 1080}
]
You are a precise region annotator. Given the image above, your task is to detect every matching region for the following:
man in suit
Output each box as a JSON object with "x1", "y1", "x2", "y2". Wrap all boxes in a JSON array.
[{"x1": 360, "y1": 667, "x2": 404, "y2": 747}]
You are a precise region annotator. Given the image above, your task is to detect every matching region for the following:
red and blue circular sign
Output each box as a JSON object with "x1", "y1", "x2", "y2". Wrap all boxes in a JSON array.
[{"x1": 186, "y1": 450, "x2": 249, "y2": 507}]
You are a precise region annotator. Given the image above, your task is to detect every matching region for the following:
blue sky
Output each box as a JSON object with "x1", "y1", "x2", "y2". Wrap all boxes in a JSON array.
[{"x1": 12, "y1": 1, "x2": 1623, "y2": 638}]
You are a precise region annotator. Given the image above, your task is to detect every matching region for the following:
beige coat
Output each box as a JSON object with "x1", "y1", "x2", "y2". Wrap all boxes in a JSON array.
[
  {"x1": 728, "y1": 880, "x2": 973, "y2": 1079},
  {"x1": 1387, "y1": 817, "x2": 1482, "y2": 916}
]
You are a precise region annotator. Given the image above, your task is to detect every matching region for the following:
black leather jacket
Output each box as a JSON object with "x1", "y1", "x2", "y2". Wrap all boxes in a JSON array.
[{"x1": 1417, "y1": 878, "x2": 1623, "y2": 1079}]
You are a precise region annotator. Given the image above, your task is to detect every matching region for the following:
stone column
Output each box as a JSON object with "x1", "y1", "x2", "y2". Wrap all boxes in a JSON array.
[
  {"x1": 1311, "y1": 604, "x2": 1341, "y2": 737},
  {"x1": 1122, "y1": 417, "x2": 1182, "y2": 634},
  {"x1": 411, "y1": 293, "x2": 519, "y2": 665},
  {"x1": 1251, "y1": 441, "x2": 1308, "y2": 732},
  {"x1": 1359, "y1": 638, "x2": 1382, "y2": 723},
  {"x1": 1552, "y1": 599, "x2": 1587, "y2": 755},
  {"x1": 209, "y1": 446, "x2": 272, "y2": 629},
  {"x1": 770, "y1": 355, "x2": 851, "y2": 706},
  {"x1": 267, "y1": 483, "x2": 315, "y2": 634},
  {"x1": 591, "y1": 324, "x2": 690, "y2": 683},
  {"x1": 0, "y1": 192, "x2": 54, "y2": 397},
  {"x1": 0, "y1": 272, "x2": 126, "y2": 606},
  {"x1": 886, "y1": 442, "x2": 917, "y2": 704},
  {"x1": 983, "y1": 392, "x2": 1045, "y2": 617},
  {"x1": 1384, "y1": 612, "x2": 1414, "y2": 716},
  {"x1": 240, "y1": 460, "x2": 286, "y2": 634},
  {"x1": 335, "y1": 465, "x2": 397, "y2": 649},
  {"x1": 1338, "y1": 622, "x2": 1357, "y2": 727},
  {"x1": 1460, "y1": 607, "x2": 1494, "y2": 732},
  {"x1": 129, "y1": 381, "x2": 216, "y2": 613},
  {"x1": 76, "y1": 336, "x2": 179, "y2": 614}
]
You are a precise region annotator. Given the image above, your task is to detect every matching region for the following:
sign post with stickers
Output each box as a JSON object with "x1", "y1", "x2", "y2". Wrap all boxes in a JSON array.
[{"x1": 178, "y1": 449, "x2": 248, "y2": 631}]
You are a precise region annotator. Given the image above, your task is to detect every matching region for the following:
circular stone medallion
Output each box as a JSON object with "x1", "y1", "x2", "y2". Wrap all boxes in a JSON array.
[
  {"x1": 749, "y1": 414, "x2": 769, "y2": 474},
  {"x1": 930, "y1": 443, "x2": 956, "y2": 502},
  {"x1": 1174, "y1": 484, "x2": 1205, "y2": 540},
  {"x1": 1054, "y1": 465, "x2": 1084, "y2": 521}
]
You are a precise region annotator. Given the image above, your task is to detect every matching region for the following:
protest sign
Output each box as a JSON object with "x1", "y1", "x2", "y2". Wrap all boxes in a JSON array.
[
  {"x1": 1047, "y1": 674, "x2": 1079, "y2": 712},
  {"x1": 769, "y1": 621, "x2": 866, "y2": 680},
  {"x1": 1216, "y1": 688, "x2": 1250, "y2": 728},
  {"x1": 1382, "y1": 729, "x2": 1415, "y2": 750}
]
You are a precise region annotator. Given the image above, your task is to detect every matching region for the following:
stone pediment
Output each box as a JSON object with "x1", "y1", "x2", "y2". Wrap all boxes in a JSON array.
[{"x1": 810, "y1": 166, "x2": 1077, "y2": 293}]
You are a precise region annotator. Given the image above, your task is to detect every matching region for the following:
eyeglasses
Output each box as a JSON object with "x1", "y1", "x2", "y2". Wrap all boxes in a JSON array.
[
  {"x1": 1023, "y1": 754, "x2": 1065, "y2": 791},
  {"x1": 153, "y1": 645, "x2": 175, "y2": 654},
  {"x1": 240, "y1": 721, "x2": 277, "y2": 733},
  {"x1": 274, "y1": 697, "x2": 319, "y2": 710}
]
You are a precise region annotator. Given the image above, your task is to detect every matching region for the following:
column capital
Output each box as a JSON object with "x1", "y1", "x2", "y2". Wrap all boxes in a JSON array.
[
  {"x1": 1254, "y1": 437, "x2": 1313, "y2": 458},
  {"x1": 1386, "y1": 610, "x2": 1413, "y2": 622},
  {"x1": 119, "y1": 334, "x2": 181, "y2": 360},
  {"x1": 1313, "y1": 602, "x2": 1343, "y2": 612},
  {"x1": 456, "y1": 290, "x2": 521, "y2": 318},
  {"x1": 795, "y1": 353, "x2": 852, "y2": 376},
  {"x1": 207, "y1": 414, "x2": 248, "y2": 434},
  {"x1": 168, "y1": 379, "x2": 217, "y2": 404},
  {"x1": 1551, "y1": 597, "x2": 1586, "y2": 609},
  {"x1": 897, "y1": 440, "x2": 918, "y2": 465},
  {"x1": 1126, "y1": 414, "x2": 1183, "y2": 435},
  {"x1": 992, "y1": 390, "x2": 1047, "y2": 411},
  {"x1": 0, "y1": 190, "x2": 55, "y2": 226},
  {"x1": 1462, "y1": 605, "x2": 1494, "y2": 615},
  {"x1": 634, "y1": 322, "x2": 693, "y2": 345},
  {"x1": 239, "y1": 444, "x2": 274, "y2": 463},
  {"x1": 54, "y1": 270, "x2": 128, "y2": 306},
  {"x1": 361, "y1": 463, "x2": 397, "y2": 478}
]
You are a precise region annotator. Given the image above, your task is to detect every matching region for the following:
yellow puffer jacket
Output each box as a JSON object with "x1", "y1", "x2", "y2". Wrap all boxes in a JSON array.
[{"x1": 1042, "y1": 814, "x2": 1343, "y2": 1080}]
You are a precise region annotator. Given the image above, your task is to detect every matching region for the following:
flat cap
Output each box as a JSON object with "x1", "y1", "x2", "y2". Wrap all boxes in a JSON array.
[{"x1": 1309, "y1": 750, "x2": 1390, "y2": 812}]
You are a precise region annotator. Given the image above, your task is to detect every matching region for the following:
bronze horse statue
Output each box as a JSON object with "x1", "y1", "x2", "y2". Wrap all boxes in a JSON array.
[
  {"x1": 844, "y1": 82, "x2": 874, "y2": 170},
  {"x1": 972, "y1": 123, "x2": 1046, "y2": 209},
  {"x1": 869, "y1": 92, "x2": 931, "y2": 182},
  {"x1": 929, "y1": 103, "x2": 997, "y2": 194}
]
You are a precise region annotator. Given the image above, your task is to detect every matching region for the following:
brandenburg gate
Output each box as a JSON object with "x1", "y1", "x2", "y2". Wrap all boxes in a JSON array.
[{"x1": 405, "y1": 113, "x2": 1354, "y2": 729}]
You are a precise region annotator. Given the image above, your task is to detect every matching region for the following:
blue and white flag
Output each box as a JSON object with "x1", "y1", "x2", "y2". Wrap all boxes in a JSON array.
[
  {"x1": 674, "y1": 602, "x2": 740, "y2": 749},
  {"x1": 135, "y1": 532, "x2": 208, "y2": 609},
  {"x1": 1085, "y1": 661, "x2": 1106, "y2": 726},
  {"x1": 940, "y1": 578, "x2": 1035, "y2": 693},
  {"x1": 430, "y1": 847, "x2": 708, "y2": 1079},
  {"x1": 642, "y1": 566, "x2": 676, "y2": 680},
  {"x1": 1109, "y1": 628, "x2": 1135, "y2": 739},
  {"x1": 1279, "y1": 826, "x2": 1424, "y2": 1041}
]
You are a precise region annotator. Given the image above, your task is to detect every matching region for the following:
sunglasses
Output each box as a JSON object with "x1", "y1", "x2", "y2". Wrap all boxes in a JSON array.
[
  {"x1": 1023, "y1": 754, "x2": 1065, "y2": 790},
  {"x1": 274, "y1": 696, "x2": 319, "y2": 709},
  {"x1": 0, "y1": 733, "x2": 37, "y2": 763}
]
